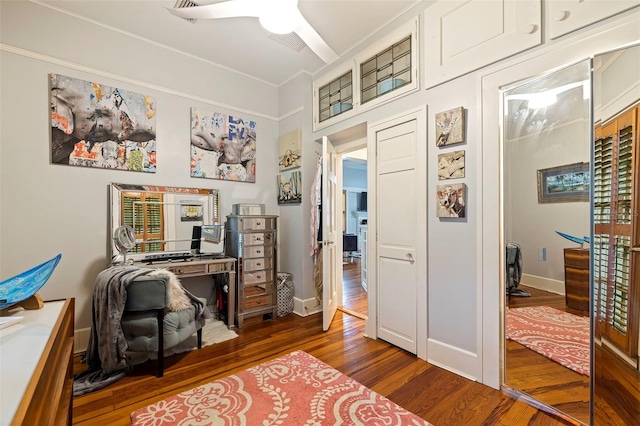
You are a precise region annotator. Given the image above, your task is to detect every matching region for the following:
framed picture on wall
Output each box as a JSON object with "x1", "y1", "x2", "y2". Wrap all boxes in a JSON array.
[
  {"x1": 435, "y1": 106, "x2": 465, "y2": 147},
  {"x1": 436, "y1": 183, "x2": 466, "y2": 218},
  {"x1": 278, "y1": 171, "x2": 302, "y2": 204},
  {"x1": 50, "y1": 73, "x2": 157, "y2": 171},
  {"x1": 537, "y1": 162, "x2": 589, "y2": 203},
  {"x1": 438, "y1": 150, "x2": 465, "y2": 180},
  {"x1": 190, "y1": 108, "x2": 257, "y2": 183},
  {"x1": 278, "y1": 129, "x2": 302, "y2": 171}
]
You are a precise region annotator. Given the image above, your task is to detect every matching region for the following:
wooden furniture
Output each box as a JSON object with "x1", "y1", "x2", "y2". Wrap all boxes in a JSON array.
[
  {"x1": 134, "y1": 257, "x2": 237, "y2": 328},
  {"x1": 1, "y1": 298, "x2": 74, "y2": 425},
  {"x1": 225, "y1": 214, "x2": 278, "y2": 328},
  {"x1": 563, "y1": 248, "x2": 589, "y2": 312}
]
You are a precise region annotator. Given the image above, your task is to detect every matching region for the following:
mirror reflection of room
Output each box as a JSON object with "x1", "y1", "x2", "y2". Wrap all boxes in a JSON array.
[{"x1": 502, "y1": 60, "x2": 591, "y2": 424}]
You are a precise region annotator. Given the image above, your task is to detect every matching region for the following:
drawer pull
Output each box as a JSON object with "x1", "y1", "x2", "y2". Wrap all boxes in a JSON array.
[
  {"x1": 256, "y1": 299, "x2": 262, "y2": 305},
  {"x1": 257, "y1": 250, "x2": 262, "y2": 254},
  {"x1": 631, "y1": 246, "x2": 640, "y2": 253},
  {"x1": 257, "y1": 262, "x2": 262, "y2": 266},
  {"x1": 256, "y1": 237, "x2": 263, "y2": 241},
  {"x1": 256, "y1": 274, "x2": 262, "y2": 279},
  {"x1": 257, "y1": 221, "x2": 261, "y2": 226}
]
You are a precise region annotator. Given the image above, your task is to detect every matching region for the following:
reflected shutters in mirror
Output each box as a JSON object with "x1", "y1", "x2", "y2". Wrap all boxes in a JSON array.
[
  {"x1": 593, "y1": 105, "x2": 639, "y2": 358},
  {"x1": 121, "y1": 192, "x2": 165, "y2": 253},
  {"x1": 110, "y1": 183, "x2": 220, "y2": 261}
]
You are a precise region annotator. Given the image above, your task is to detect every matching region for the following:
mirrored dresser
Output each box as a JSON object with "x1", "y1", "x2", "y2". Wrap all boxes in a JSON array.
[{"x1": 225, "y1": 214, "x2": 278, "y2": 328}]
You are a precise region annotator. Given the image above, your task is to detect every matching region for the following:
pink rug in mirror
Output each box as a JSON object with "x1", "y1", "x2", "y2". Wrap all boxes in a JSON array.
[{"x1": 506, "y1": 305, "x2": 590, "y2": 376}]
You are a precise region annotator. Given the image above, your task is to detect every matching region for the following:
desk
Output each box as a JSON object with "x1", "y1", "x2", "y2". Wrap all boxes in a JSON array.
[{"x1": 135, "y1": 257, "x2": 237, "y2": 328}]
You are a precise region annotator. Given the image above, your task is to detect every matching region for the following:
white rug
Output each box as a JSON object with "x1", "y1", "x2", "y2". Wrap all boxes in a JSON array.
[{"x1": 129, "y1": 318, "x2": 238, "y2": 364}]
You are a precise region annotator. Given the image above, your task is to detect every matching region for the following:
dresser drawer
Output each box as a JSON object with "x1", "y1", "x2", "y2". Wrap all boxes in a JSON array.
[
  {"x1": 243, "y1": 293, "x2": 276, "y2": 311},
  {"x1": 243, "y1": 269, "x2": 273, "y2": 284},
  {"x1": 244, "y1": 232, "x2": 275, "y2": 246},
  {"x1": 564, "y1": 249, "x2": 589, "y2": 268},
  {"x1": 243, "y1": 245, "x2": 273, "y2": 259},
  {"x1": 244, "y1": 282, "x2": 275, "y2": 298},
  {"x1": 243, "y1": 257, "x2": 273, "y2": 271},
  {"x1": 166, "y1": 263, "x2": 207, "y2": 276},
  {"x1": 234, "y1": 217, "x2": 277, "y2": 231}
]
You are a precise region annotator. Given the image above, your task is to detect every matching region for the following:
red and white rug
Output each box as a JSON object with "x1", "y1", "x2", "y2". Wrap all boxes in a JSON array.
[
  {"x1": 506, "y1": 305, "x2": 590, "y2": 376},
  {"x1": 131, "y1": 350, "x2": 432, "y2": 425}
]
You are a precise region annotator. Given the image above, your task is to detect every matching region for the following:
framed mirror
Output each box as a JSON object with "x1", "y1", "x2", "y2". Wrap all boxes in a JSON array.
[
  {"x1": 501, "y1": 60, "x2": 592, "y2": 424},
  {"x1": 592, "y1": 42, "x2": 640, "y2": 425},
  {"x1": 109, "y1": 183, "x2": 221, "y2": 262}
]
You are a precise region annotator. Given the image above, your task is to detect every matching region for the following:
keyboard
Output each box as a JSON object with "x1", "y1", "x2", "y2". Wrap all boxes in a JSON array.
[{"x1": 143, "y1": 252, "x2": 194, "y2": 264}]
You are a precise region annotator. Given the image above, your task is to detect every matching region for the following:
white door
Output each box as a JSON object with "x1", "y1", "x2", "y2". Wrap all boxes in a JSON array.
[
  {"x1": 322, "y1": 136, "x2": 339, "y2": 331},
  {"x1": 375, "y1": 119, "x2": 420, "y2": 354}
]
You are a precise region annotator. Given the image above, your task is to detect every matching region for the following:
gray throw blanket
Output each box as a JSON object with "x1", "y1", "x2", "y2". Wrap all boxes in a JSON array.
[{"x1": 73, "y1": 265, "x2": 211, "y2": 395}]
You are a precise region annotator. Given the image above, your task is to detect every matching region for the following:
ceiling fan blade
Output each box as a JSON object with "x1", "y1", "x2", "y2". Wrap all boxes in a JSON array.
[
  {"x1": 167, "y1": 0, "x2": 260, "y2": 20},
  {"x1": 293, "y1": 13, "x2": 339, "y2": 64}
]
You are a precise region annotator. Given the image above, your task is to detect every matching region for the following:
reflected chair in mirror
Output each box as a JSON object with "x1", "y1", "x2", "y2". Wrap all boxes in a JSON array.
[{"x1": 121, "y1": 274, "x2": 205, "y2": 377}]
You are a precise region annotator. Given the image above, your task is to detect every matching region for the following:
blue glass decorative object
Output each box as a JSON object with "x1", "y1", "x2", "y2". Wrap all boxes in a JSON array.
[
  {"x1": 555, "y1": 231, "x2": 590, "y2": 246},
  {"x1": 0, "y1": 254, "x2": 62, "y2": 310}
]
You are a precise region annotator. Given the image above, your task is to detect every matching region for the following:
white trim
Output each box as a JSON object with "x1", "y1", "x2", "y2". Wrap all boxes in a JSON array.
[
  {"x1": 427, "y1": 338, "x2": 478, "y2": 381},
  {"x1": 1, "y1": 43, "x2": 279, "y2": 122},
  {"x1": 521, "y1": 274, "x2": 565, "y2": 295},
  {"x1": 295, "y1": 296, "x2": 322, "y2": 316},
  {"x1": 74, "y1": 327, "x2": 90, "y2": 355}
]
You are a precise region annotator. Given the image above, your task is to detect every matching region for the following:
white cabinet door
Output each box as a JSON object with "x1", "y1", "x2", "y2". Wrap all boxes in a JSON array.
[
  {"x1": 546, "y1": 0, "x2": 640, "y2": 40},
  {"x1": 425, "y1": 0, "x2": 541, "y2": 88}
]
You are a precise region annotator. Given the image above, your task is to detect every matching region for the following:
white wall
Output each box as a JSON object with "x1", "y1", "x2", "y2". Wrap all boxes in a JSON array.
[
  {"x1": 0, "y1": 1, "x2": 280, "y2": 335},
  {"x1": 308, "y1": 2, "x2": 640, "y2": 384}
]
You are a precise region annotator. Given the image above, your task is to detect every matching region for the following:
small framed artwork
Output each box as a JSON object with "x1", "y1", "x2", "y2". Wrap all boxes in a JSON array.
[
  {"x1": 537, "y1": 162, "x2": 589, "y2": 203},
  {"x1": 180, "y1": 201, "x2": 203, "y2": 222},
  {"x1": 436, "y1": 183, "x2": 466, "y2": 218},
  {"x1": 435, "y1": 106, "x2": 465, "y2": 147},
  {"x1": 278, "y1": 171, "x2": 302, "y2": 204},
  {"x1": 438, "y1": 150, "x2": 465, "y2": 180},
  {"x1": 278, "y1": 129, "x2": 302, "y2": 171}
]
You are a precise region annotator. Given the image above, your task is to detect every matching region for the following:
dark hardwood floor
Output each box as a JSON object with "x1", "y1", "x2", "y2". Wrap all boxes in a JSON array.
[{"x1": 72, "y1": 268, "x2": 581, "y2": 425}]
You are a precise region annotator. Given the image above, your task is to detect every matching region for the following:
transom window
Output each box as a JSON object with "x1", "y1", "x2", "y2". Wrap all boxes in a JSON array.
[
  {"x1": 360, "y1": 36, "x2": 411, "y2": 104},
  {"x1": 318, "y1": 71, "x2": 353, "y2": 123}
]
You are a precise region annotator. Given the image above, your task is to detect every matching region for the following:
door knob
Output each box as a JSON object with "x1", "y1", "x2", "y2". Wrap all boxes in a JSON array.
[{"x1": 406, "y1": 253, "x2": 415, "y2": 264}]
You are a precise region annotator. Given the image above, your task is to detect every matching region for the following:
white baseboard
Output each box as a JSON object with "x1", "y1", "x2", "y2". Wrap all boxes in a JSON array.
[
  {"x1": 293, "y1": 296, "x2": 322, "y2": 316},
  {"x1": 74, "y1": 327, "x2": 90, "y2": 354},
  {"x1": 521, "y1": 273, "x2": 564, "y2": 295},
  {"x1": 427, "y1": 338, "x2": 478, "y2": 381}
]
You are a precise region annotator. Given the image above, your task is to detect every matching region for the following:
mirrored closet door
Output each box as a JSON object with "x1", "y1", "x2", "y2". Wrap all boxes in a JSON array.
[{"x1": 502, "y1": 60, "x2": 592, "y2": 424}]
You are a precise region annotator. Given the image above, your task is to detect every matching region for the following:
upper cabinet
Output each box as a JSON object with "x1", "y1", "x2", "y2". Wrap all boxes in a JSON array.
[
  {"x1": 424, "y1": 0, "x2": 541, "y2": 88},
  {"x1": 546, "y1": 0, "x2": 640, "y2": 40}
]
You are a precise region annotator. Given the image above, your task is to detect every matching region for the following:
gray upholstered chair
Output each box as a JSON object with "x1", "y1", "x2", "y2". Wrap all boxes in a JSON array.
[{"x1": 120, "y1": 274, "x2": 205, "y2": 377}]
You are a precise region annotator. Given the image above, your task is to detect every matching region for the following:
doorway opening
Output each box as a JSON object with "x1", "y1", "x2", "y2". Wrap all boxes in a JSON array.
[{"x1": 341, "y1": 148, "x2": 368, "y2": 319}]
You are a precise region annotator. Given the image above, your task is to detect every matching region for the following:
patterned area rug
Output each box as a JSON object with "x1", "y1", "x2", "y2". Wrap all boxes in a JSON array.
[
  {"x1": 506, "y1": 305, "x2": 590, "y2": 376},
  {"x1": 131, "y1": 350, "x2": 432, "y2": 425}
]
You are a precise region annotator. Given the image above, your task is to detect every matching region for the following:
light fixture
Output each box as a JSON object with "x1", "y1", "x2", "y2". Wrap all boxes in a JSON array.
[{"x1": 258, "y1": 0, "x2": 300, "y2": 34}]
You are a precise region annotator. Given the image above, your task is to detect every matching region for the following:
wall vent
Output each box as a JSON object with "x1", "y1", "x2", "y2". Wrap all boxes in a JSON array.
[
  {"x1": 269, "y1": 32, "x2": 307, "y2": 52},
  {"x1": 174, "y1": 0, "x2": 199, "y2": 23}
]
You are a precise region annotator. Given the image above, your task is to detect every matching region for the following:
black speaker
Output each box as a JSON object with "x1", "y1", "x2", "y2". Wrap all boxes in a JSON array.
[{"x1": 190, "y1": 225, "x2": 202, "y2": 254}]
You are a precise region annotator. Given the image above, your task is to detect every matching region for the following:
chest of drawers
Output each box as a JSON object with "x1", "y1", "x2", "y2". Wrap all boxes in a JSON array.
[
  {"x1": 564, "y1": 248, "x2": 589, "y2": 313},
  {"x1": 225, "y1": 215, "x2": 278, "y2": 328}
]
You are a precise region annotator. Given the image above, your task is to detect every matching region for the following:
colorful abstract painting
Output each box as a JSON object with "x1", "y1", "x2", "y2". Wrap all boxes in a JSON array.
[
  {"x1": 278, "y1": 171, "x2": 302, "y2": 204},
  {"x1": 50, "y1": 74, "x2": 157, "y2": 172},
  {"x1": 278, "y1": 129, "x2": 301, "y2": 171},
  {"x1": 190, "y1": 108, "x2": 257, "y2": 183}
]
